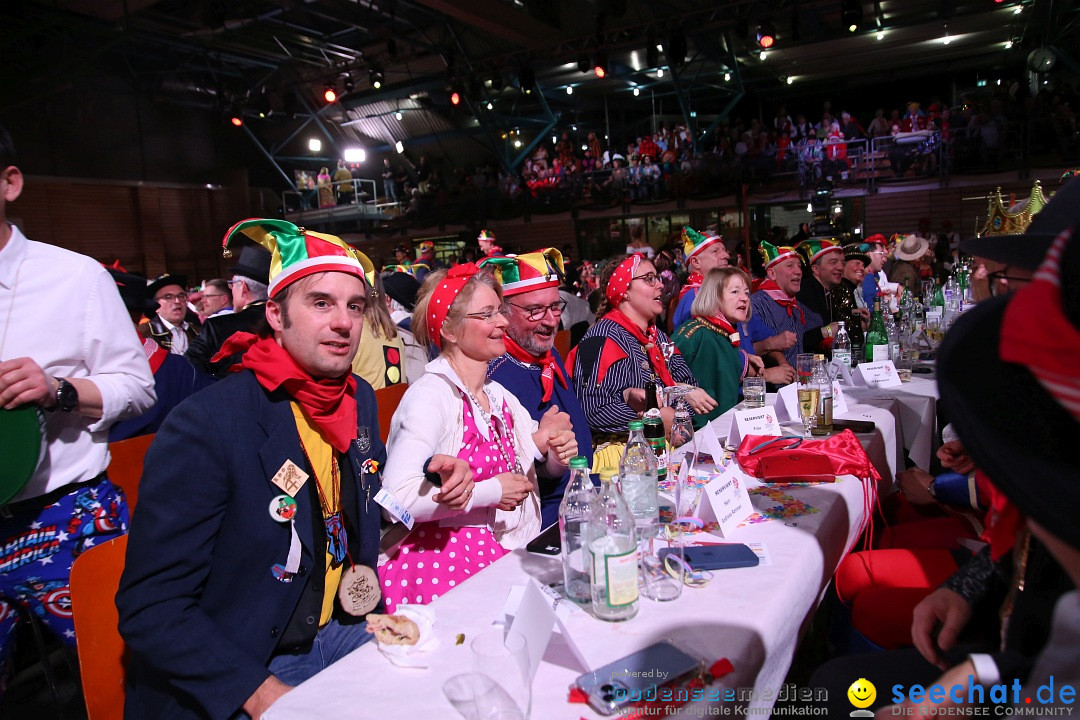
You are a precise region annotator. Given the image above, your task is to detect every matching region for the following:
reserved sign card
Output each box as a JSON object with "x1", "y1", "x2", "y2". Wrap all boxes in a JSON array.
[
  {"x1": 828, "y1": 359, "x2": 855, "y2": 386},
  {"x1": 726, "y1": 407, "x2": 782, "y2": 446},
  {"x1": 831, "y1": 381, "x2": 850, "y2": 415},
  {"x1": 697, "y1": 466, "x2": 754, "y2": 537},
  {"x1": 854, "y1": 360, "x2": 902, "y2": 388}
]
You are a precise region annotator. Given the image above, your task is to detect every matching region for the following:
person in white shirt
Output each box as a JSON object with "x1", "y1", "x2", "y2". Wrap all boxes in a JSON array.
[{"x1": 0, "y1": 124, "x2": 155, "y2": 687}]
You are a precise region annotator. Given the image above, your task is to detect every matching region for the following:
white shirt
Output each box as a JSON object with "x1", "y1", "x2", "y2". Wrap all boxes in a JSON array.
[
  {"x1": 157, "y1": 314, "x2": 190, "y2": 355},
  {"x1": 0, "y1": 225, "x2": 156, "y2": 499}
]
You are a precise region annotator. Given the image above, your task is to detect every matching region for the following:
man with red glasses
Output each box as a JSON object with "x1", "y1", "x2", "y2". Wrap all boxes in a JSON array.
[{"x1": 482, "y1": 249, "x2": 590, "y2": 527}]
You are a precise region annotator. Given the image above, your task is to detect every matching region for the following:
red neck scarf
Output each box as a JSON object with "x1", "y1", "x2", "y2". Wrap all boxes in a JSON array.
[
  {"x1": 604, "y1": 309, "x2": 676, "y2": 386},
  {"x1": 697, "y1": 314, "x2": 740, "y2": 347},
  {"x1": 757, "y1": 278, "x2": 806, "y2": 324},
  {"x1": 679, "y1": 271, "x2": 704, "y2": 300},
  {"x1": 219, "y1": 332, "x2": 357, "y2": 453},
  {"x1": 503, "y1": 335, "x2": 567, "y2": 402}
]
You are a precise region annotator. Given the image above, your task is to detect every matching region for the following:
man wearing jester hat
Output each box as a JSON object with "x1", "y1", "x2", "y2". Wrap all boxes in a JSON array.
[
  {"x1": 482, "y1": 248, "x2": 594, "y2": 527},
  {"x1": 118, "y1": 219, "x2": 472, "y2": 719},
  {"x1": 671, "y1": 226, "x2": 730, "y2": 330}
]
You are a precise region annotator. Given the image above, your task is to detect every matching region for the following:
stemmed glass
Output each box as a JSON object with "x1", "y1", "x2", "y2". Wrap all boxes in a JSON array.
[{"x1": 796, "y1": 354, "x2": 818, "y2": 439}]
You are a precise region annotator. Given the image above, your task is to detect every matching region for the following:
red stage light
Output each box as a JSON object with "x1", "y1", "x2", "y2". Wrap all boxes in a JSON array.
[
  {"x1": 450, "y1": 91, "x2": 461, "y2": 105},
  {"x1": 594, "y1": 65, "x2": 607, "y2": 78},
  {"x1": 230, "y1": 116, "x2": 243, "y2": 127},
  {"x1": 323, "y1": 88, "x2": 337, "y2": 103}
]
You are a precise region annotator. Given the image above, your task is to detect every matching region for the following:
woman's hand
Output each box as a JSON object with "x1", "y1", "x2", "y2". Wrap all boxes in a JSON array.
[
  {"x1": 684, "y1": 388, "x2": 717, "y2": 415},
  {"x1": 762, "y1": 364, "x2": 797, "y2": 386},
  {"x1": 745, "y1": 353, "x2": 765, "y2": 376},
  {"x1": 546, "y1": 430, "x2": 578, "y2": 465},
  {"x1": 495, "y1": 472, "x2": 534, "y2": 511},
  {"x1": 534, "y1": 405, "x2": 572, "y2": 454},
  {"x1": 428, "y1": 455, "x2": 475, "y2": 510}
]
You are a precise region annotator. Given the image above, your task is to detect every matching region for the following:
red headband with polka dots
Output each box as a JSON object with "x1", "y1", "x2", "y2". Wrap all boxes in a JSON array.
[
  {"x1": 606, "y1": 253, "x2": 644, "y2": 307},
  {"x1": 428, "y1": 263, "x2": 480, "y2": 349}
]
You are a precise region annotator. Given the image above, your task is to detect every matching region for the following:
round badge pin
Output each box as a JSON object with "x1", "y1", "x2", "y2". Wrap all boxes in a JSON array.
[{"x1": 269, "y1": 494, "x2": 298, "y2": 523}]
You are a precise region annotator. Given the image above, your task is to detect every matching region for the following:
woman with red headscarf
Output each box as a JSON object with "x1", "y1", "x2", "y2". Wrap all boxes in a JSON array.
[
  {"x1": 378, "y1": 264, "x2": 577, "y2": 612},
  {"x1": 571, "y1": 254, "x2": 716, "y2": 437}
]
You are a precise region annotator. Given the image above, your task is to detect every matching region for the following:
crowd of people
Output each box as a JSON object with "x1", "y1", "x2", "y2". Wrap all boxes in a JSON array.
[{"x1": 3, "y1": 113, "x2": 1079, "y2": 719}]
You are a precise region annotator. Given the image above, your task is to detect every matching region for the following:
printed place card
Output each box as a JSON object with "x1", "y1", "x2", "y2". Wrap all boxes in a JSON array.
[
  {"x1": 726, "y1": 407, "x2": 782, "y2": 446},
  {"x1": 698, "y1": 466, "x2": 754, "y2": 537},
  {"x1": 854, "y1": 360, "x2": 902, "y2": 388}
]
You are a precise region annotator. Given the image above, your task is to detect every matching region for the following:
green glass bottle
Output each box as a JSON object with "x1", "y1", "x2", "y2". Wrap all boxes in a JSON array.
[{"x1": 865, "y1": 298, "x2": 889, "y2": 363}]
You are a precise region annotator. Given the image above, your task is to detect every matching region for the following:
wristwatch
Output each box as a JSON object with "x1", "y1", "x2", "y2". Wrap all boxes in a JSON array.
[{"x1": 54, "y1": 377, "x2": 78, "y2": 412}]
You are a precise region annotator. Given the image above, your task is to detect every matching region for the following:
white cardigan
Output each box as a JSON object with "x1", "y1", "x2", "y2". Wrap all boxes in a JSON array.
[{"x1": 382, "y1": 357, "x2": 547, "y2": 552}]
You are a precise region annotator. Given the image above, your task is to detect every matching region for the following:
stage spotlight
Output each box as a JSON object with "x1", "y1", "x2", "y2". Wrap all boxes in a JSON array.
[
  {"x1": 450, "y1": 90, "x2": 461, "y2": 105},
  {"x1": 518, "y1": 67, "x2": 535, "y2": 94},
  {"x1": 842, "y1": 0, "x2": 862, "y2": 32},
  {"x1": 594, "y1": 49, "x2": 608, "y2": 78},
  {"x1": 757, "y1": 22, "x2": 776, "y2": 49},
  {"x1": 323, "y1": 85, "x2": 337, "y2": 103},
  {"x1": 633, "y1": 86, "x2": 640, "y2": 96},
  {"x1": 309, "y1": 138, "x2": 322, "y2": 152},
  {"x1": 344, "y1": 75, "x2": 354, "y2": 93},
  {"x1": 230, "y1": 114, "x2": 243, "y2": 127},
  {"x1": 369, "y1": 68, "x2": 384, "y2": 90}
]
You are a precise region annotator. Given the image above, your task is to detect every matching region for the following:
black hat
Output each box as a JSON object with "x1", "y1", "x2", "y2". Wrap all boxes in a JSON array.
[
  {"x1": 961, "y1": 177, "x2": 1079, "y2": 270},
  {"x1": 842, "y1": 243, "x2": 871, "y2": 267},
  {"x1": 146, "y1": 273, "x2": 187, "y2": 298},
  {"x1": 228, "y1": 245, "x2": 272, "y2": 284},
  {"x1": 938, "y1": 230, "x2": 1080, "y2": 548},
  {"x1": 107, "y1": 268, "x2": 157, "y2": 316},
  {"x1": 382, "y1": 271, "x2": 420, "y2": 311}
]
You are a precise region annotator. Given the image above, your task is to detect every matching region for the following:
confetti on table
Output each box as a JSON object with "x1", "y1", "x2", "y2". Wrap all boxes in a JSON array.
[{"x1": 738, "y1": 485, "x2": 820, "y2": 525}]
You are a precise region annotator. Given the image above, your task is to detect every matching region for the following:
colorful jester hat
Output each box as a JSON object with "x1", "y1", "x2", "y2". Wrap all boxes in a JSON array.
[
  {"x1": 222, "y1": 219, "x2": 375, "y2": 298},
  {"x1": 478, "y1": 247, "x2": 564, "y2": 297},
  {"x1": 795, "y1": 236, "x2": 844, "y2": 266},
  {"x1": 682, "y1": 226, "x2": 723, "y2": 263},
  {"x1": 759, "y1": 239, "x2": 801, "y2": 270}
]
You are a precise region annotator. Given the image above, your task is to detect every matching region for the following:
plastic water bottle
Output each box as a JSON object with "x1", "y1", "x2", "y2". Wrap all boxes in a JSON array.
[
  {"x1": 588, "y1": 468, "x2": 639, "y2": 621},
  {"x1": 619, "y1": 420, "x2": 659, "y2": 522},
  {"x1": 559, "y1": 456, "x2": 595, "y2": 604},
  {"x1": 833, "y1": 321, "x2": 852, "y2": 368},
  {"x1": 811, "y1": 354, "x2": 833, "y2": 436}
]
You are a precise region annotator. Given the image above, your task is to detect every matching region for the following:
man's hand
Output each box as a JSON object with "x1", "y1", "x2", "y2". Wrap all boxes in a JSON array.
[
  {"x1": 428, "y1": 455, "x2": 474, "y2": 510},
  {"x1": 937, "y1": 441, "x2": 976, "y2": 475},
  {"x1": 874, "y1": 660, "x2": 976, "y2": 718},
  {"x1": 495, "y1": 472, "x2": 534, "y2": 511},
  {"x1": 762, "y1": 364, "x2": 797, "y2": 386},
  {"x1": 0, "y1": 357, "x2": 56, "y2": 410},
  {"x1": 534, "y1": 405, "x2": 572, "y2": 454},
  {"x1": 855, "y1": 307, "x2": 871, "y2": 329},
  {"x1": 243, "y1": 675, "x2": 292, "y2": 720},
  {"x1": 623, "y1": 387, "x2": 647, "y2": 412},
  {"x1": 685, "y1": 388, "x2": 717, "y2": 415},
  {"x1": 911, "y1": 587, "x2": 972, "y2": 669},
  {"x1": 764, "y1": 331, "x2": 798, "y2": 352},
  {"x1": 897, "y1": 468, "x2": 937, "y2": 505}
]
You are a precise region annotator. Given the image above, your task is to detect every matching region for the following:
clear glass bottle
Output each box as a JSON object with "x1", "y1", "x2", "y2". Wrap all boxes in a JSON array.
[
  {"x1": 832, "y1": 321, "x2": 852, "y2": 368},
  {"x1": 559, "y1": 456, "x2": 595, "y2": 604},
  {"x1": 620, "y1": 420, "x2": 659, "y2": 522},
  {"x1": 588, "y1": 468, "x2": 639, "y2": 621},
  {"x1": 669, "y1": 406, "x2": 697, "y2": 516},
  {"x1": 811, "y1": 354, "x2": 833, "y2": 436},
  {"x1": 865, "y1": 298, "x2": 889, "y2": 362}
]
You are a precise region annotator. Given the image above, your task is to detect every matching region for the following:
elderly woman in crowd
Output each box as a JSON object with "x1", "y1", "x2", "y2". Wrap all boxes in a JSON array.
[
  {"x1": 572, "y1": 254, "x2": 716, "y2": 437},
  {"x1": 672, "y1": 267, "x2": 764, "y2": 425},
  {"x1": 379, "y1": 264, "x2": 576, "y2": 612}
]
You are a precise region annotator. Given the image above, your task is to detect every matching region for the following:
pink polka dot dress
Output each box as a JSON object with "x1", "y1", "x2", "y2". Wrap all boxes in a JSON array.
[{"x1": 379, "y1": 396, "x2": 517, "y2": 613}]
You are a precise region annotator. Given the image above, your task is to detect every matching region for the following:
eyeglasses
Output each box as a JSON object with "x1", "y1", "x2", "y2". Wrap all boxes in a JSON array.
[
  {"x1": 988, "y1": 269, "x2": 1030, "y2": 297},
  {"x1": 157, "y1": 293, "x2": 188, "y2": 303},
  {"x1": 227, "y1": 279, "x2": 245, "y2": 286},
  {"x1": 506, "y1": 299, "x2": 567, "y2": 321},
  {"x1": 632, "y1": 272, "x2": 661, "y2": 287},
  {"x1": 464, "y1": 307, "x2": 511, "y2": 324}
]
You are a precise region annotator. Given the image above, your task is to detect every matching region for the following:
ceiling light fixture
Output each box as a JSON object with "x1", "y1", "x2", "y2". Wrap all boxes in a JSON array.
[
  {"x1": 1005, "y1": 39, "x2": 1014, "y2": 48},
  {"x1": 566, "y1": 85, "x2": 573, "y2": 95},
  {"x1": 308, "y1": 138, "x2": 322, "y2": 152},
  {"x1": 343, "y1": 148, "x2": 365, "y2": 163},
  {"x1": 759, "y1": 50, "x2": 768, "y2": 61},
  {"x1": 486, "y1": 101, "x2": 494, "y2": 110},
  {"x1": 786, "y1": 76, "x2": 794, "y2": 85},
  {"x1": 323, "y1": 85, "x2": 337, "y2": 103},
  {"x1": 657, "y1": 67, "x2": 664, "y2": 77},
  {"x1": 842, "y1": 0, "x2": 862, "y2": 32},
  {"x1": 724, "y1": 72, "x2": 731, "y2": 82},
  {"x1": 395, "y1": 141, "x2": 404, "y2": 154},
  {"x1": 369, "y1": 68, "x2": 384, "y2": 90},
  {"x1": 633, "y1": 86, "x2": 640, "y2": 96},
  {"x1": 757, "y1": 22, "x2": 776, "y2": 49},
  {"x1": 1013, "y1": 4, "x2": 1022, "y2": 13},
  {"x1": 877, "y1": 30, "x2": 885, "y2": 40}
]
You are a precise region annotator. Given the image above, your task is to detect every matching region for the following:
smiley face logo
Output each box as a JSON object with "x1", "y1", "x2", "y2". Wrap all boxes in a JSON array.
[{"x1": 847, "y1": 678, "x2": 876, "y2": 709}]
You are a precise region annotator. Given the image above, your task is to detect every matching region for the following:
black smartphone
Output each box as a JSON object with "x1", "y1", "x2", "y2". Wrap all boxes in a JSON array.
[{"x1": 525, "y1": 523, "x2": 561, "y2": 555}]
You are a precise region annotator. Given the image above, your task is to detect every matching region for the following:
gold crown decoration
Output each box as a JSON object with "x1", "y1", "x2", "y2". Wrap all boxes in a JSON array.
[{"x1": 980, "y1": 181, "x2": 1049, "y2": 237}]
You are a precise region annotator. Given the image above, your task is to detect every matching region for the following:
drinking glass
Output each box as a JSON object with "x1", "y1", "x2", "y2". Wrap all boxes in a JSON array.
[
  {"x1": 742, "y1": 377, "x2": 766, "y2": 408},
  {"x1": 637, "y1": 521, "x2": 685, "y2": 602},
  {"x1": 668, "y1": 409, "x2": 695, "y2": 515},
  {"x1": 471, "y1": 629, "x2": 531, "y2": 719},
  {"x1": 443, "y1": 673, "x2": 524, "y2": 720}
]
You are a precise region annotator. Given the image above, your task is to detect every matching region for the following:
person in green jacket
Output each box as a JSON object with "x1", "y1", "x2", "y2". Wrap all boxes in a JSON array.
[{"x1": 673, "y1": 267, "x2": 764, "y2": 427}]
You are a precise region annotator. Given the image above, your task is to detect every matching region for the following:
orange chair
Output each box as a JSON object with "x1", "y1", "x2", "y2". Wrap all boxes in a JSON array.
[
  {"x1": 70, "y1": 534, "x2": 129, "y2": 720},
  {"x1": 374, "y1": 383, "x2": 409, "y2": 445},
  {"x1": 107, "y1": 434, "x2": 155, "y2": 514},
  {"x1": 554, "y1": 329, "x2": 572, "y2": 362}
]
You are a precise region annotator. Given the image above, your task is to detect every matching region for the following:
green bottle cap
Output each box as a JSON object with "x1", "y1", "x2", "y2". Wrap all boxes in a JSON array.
[
  {"x1": 569, "y1": 456, "x2": 589, "y2": 470},
  {"x1": 628, "y1": 420, "x2": 644, "y2": 431}
]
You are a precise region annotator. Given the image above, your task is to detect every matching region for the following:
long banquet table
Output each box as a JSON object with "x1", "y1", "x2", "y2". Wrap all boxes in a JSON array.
[{"x1": 264, "y1": 378, "x2": 936, "y2": 719}]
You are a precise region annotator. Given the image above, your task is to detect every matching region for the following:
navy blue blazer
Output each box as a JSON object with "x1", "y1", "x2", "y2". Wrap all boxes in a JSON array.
[{"x1": 117, "y1": 370, "x2": 384, "y2": 720}]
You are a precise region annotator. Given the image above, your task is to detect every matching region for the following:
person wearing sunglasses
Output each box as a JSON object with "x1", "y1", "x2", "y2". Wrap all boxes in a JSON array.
[
  {"x1": 482, "y1": 249, "x2": 593, "y2": 528},
  {"x1": 571, "y1": 254, "x2": 716, "y2": 438}
]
